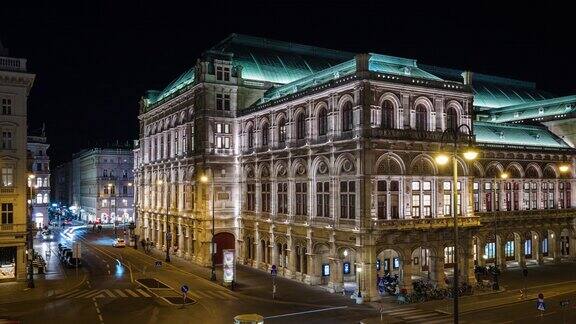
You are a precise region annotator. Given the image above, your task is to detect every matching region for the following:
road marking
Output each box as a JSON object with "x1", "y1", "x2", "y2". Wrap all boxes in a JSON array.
[
  {"x1": 69, "y1": 290, "x2": 95, "y2": 298},
  {"x1": 136, "y1": 289, "x2": 151, "y2": 297},
  {"x1": 102, "y1": 289, "x2": 116, "y2": 298},
  {"x1": 264, "y1": 306, "x2": 348, "y2": 319},
  {"x1": 57, "y1": 288, "x2": 81, "y2": 298},
  {"x1": 125, "y1": 289, "x2": 139, "y2": 297},
  {"x1": 114, "y1": 289, "x2": 128, "y2": 297}
]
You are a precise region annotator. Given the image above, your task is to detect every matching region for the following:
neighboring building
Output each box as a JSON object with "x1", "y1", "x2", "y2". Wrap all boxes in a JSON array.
[
  {"x1": 0, "y1": 41, "x2": 35, "y2": 281},
  {"x1": 70, "y1": 148, "x2": 134, "y2": 224},
  {"x1": 52, "y1": 161, "x2": 72, "y2": 207},
  {"x1": 27, "y1": 133, "x2": 50, "y2": 228},
  {"x1": 134, "y1": 34, "x2": 576, "y2": 300}
]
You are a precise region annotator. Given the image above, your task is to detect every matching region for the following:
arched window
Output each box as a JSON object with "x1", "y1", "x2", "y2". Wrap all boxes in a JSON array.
[
  {"x1": 36, "y1": 193, "x2": 42, "y2": 204},
  {"x1": 382, "y1": 100, "x2": 394, "y2": 129},
  {"x1": 261, "y1": 123, "x2": 269, "y2": 147},
  {"x1": 318, "y1": 108, "x2": 328, "y2": 136},
  {"x1": 43, "y1": 193, "x2": 48, "y2": 203},
  {"x1": 342, "y1": 102, "x2": 353, "y2": 131},
  {"x1": 415, "y1": 105, "x2": 427, "y2": 131},
  {"x1": 278, "y1": 118, "x2": 286, "y2": 144},
  {"x1": 296, "y1": 113, "x2": 306, "y2": 139},
  {"x1": 446, "y1": 107, "x2": 458, "y2": 131},
  {"x1": 247, "y1": 126, "x2": 254, "y2": 148}
]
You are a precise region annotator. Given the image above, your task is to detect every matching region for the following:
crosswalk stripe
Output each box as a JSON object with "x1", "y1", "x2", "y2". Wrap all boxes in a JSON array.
[
  {"x1": 67, "y1": 290, "x2": 90, "y2": 298},
  {"x1": 75, "y1": 290, "x2": 100, "y2": 298},
  {"x1": 136, "y1": 289, "x2": 151, "y2": 297},
  {"x1": 388, "y1": 309, "x2": 423, "y2": 316},
  {"x1": 102, "y1": 289, "x2": 115, "y2": 298},
  {"x1": 125, "y1": 289, "x2": 140, "y2": 297},
  {"x1": 93, "y1": 294, "x2": 105, "y2": 298},
  {"x1": 114, "y1": 289, "x2": 128, "y2": 297},
  {"x1": 58, "y1": 289, "x2": 81, "y2": 298}
]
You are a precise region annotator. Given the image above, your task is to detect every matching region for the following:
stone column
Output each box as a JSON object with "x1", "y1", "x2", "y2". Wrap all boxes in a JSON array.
[
  {"x1": 536, "y1": 236, "x2": 544, "y2": 265},
  {"x1": 498, "y1": 237, "x2": 507, "y2": 270},
  {"x1": 254, "y1": 226, "x2": 260, "y2": 268},
  {"x1": 476, "y1": 238, "x2": 486, "y2": 267},
  {"x1": 177, "y1": 221, "x2": 184, "y2": 257},
  {"x1": 517, "y1": 239, "x2": 526, "y2": 268},
  {"x1": 462, "y1": 237, "x2": 477, "y2": 285},
  {"x1": 553, "y1": 233, "x2": 562, "y2": 263},
  {"x1": 430, "y1": 255, "x2": 446, "y2": 288},
  {"x1": 400, "y1": 259, "x2": 413, "y2": 293},
  {"x1": 328, "y1": 258, "x2": 343, "y2": 293},
  {"x1": 359, "y1": 245, "x2": 380, "y2": 301},
  {"x1": 185, "y1": 225, "x2": 191, "y2": 259}
]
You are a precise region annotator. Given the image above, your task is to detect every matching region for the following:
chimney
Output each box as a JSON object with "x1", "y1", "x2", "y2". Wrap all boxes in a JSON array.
[
  {"x1": 355, "y1": 53, "x2": 370, "y2": 73},
  {"x1": 461, "y1": 71, "x2": 473, "y2": 85}
]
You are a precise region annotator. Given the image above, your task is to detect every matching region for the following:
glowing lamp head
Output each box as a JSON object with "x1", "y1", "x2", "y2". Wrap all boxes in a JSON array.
[
  {"x1": 200, "y1": 175, "x2": 209, "y2": 183},
  {"x1": 156, "y1": 180, "x2": 163, "y2": 185},
  {"x1": 463, "y1": 148, "x2": 479, "y2": 161},
  {"x1": 343, "y1": 249, "x2": 349, "y2": 257},
  {"x1": 435, "y1": 153, "x2": 450, "y2": 165},
  {"x1": 500, "y1": 172, "x2": 509, "y2": 180},
  {"x1": 28, "y1": 174, "x2": 36, "y2": 179},
  {"x1": 559, "y1": 164, "x2": 570, "y2": 173}
]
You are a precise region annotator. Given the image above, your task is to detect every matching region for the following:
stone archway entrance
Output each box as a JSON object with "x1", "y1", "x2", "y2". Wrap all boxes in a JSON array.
[{"x1": 214, "y1": 232, "x2": 235, "y2": 265}]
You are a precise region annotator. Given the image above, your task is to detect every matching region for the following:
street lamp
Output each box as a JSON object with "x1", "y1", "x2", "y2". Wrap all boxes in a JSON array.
[
  {"x1": 559, "y1": 164, "x2": 570, "y2": 174},
  {"x1": 435, "y1": 124, "x2": 477, "y2": 324},
  {"x1": 27, "y1": 174, "x2": 36, "y2": 288},
  {"x1": 200, "y1": 171, "x2": 217, "y2": 282},
  {"x1": 490, "y1": 171, "x2": 508, "y2": 291}
]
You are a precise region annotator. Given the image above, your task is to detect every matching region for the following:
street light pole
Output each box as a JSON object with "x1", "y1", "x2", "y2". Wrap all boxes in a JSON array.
[
  {"x1": 201, "y1": 170, "x2": 216, "y2": 282},
  {"x1": 436, "y1": 124, "x2": 478, "y2": 324},
  {"x1": 27, "y1": 174, "x2": 36, "y2": 288}
]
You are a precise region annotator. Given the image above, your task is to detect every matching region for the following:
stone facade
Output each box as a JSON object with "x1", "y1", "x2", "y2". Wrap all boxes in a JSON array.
[
  {"x1": 0, "y1": 49, "x2": 35, "y2": 281},
  {"x1": 27, "y1": 134, "x2": 50, "y2": 228},
  {"x1": 134, "y1": 35, "x2": 576, "y2": 301}
]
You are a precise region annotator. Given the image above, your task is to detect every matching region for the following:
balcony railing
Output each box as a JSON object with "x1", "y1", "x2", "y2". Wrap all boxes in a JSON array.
[
  {"x1": 370, "y1": 128, "x2": 474, "y2": 143},
  {"x1": 476, "y1": 208, "x2": 576, "y2": 222},
  {"x1": 375, "y1": 216, "x2": 480, "y2": 230},
  {"x1": 0, "y1": 57, "x2": 27, "y2": 72},
  {"x1": 0, "y1": 188, "x2": 15, "y2": 194},
  {"x1": 0, "y1": 223, "x2": 26, "y2": 232}
]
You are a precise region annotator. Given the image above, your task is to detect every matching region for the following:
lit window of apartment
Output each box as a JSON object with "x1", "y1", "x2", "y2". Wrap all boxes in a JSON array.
[
  {"x1": 2, "y1": 131, "x2": 13, "y2": 149},
  {"x1": 1, "y1": 167, "x2": 13, "y2": 186},
  {"x1": 1, "y1": 98, "x2": 11, "y2": 115},
  {"x1": 216, "y1": 93, "x2": 231, "y2": 111},
  {"x1": 102, "y1": 199, "x2": 108, "y2": 207},
  {"x1": 216, "y1": 65, "x2": 230, "y2": 81},
  {"x1": 215, "y1": 123, "x2": 231, "y2": 149},
  {"x1": 1, "y1": 203, "x2": 13, "y2": 224},
  {"x1": 412, "y1": 181, "x2": 432, "y2": 218}
]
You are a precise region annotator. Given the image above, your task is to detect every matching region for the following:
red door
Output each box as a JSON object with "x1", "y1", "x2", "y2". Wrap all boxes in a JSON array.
[{"x1": 214, "y1": 232, "x2": 235, "y2": 265}]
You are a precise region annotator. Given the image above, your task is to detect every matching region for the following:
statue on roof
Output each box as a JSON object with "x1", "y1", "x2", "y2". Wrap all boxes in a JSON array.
[{"x1": 0, "y1": 38, "x2": 9, "y2": 56}]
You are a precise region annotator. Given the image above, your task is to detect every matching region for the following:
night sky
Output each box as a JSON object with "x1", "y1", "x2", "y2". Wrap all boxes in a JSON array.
[{"x1": 1, "y1": 1, "x2": 574, "y2": 166}]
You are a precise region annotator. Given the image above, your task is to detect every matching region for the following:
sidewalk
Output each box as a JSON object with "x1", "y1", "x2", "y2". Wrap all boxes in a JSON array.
[
  {"x1": 0, "y1": 231, "x2": 86, "y2": 305},
  {"x1": 144, "y1": 247, "x2": 367, "y2": 308}
]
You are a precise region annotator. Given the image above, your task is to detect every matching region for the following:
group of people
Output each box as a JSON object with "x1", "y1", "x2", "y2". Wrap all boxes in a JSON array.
[{"x1": 140, "y1": 238, "x2": 154, "y2": 253}]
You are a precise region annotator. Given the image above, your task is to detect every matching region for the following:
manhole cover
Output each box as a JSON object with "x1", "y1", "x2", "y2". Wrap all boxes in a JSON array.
[{"x1": 136, "y1": 278, "x2": 170, "y2": 289}]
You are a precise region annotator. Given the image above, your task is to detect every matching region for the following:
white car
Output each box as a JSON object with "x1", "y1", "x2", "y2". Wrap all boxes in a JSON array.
[
  {"x1": 113, "y1": 238, "x2": 126, "y2": 248},
  {"x1": 41, "y1": 231, "x2": 54, "y2": 240}
]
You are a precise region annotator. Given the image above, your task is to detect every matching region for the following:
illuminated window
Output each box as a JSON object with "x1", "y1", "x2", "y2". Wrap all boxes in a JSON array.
[
  {"x1": 43, "y1": 194, "x2": 48, "y2": 203},
  {"x1": 36, "y1": 193, "x2": 42, "y2": 204},
  {"x1": 278, "y1": 119, "x2": 286, "y2": 143},
  {"x1": 1, "y1": 167, "x2": 13, "y2": 186},
  {"x1": 444, "y1": 246, "x2": 455, "y2": 264},
  {"x1": 505, "y1": 241, "x2": 514, "y2": 257},
  {"x1": 484, "y1": 242, "x2": 495, "y2": 259}
]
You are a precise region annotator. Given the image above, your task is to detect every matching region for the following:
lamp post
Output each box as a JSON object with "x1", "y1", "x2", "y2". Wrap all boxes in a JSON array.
[
  {"x1": 157, "y1": 179, "x2": 170, "y2": 262},
  {"x1": 491, "y1": 172, "x2": 508, "y2": 290},
  {"x1": 108, "y1": 183, "x2": 117, "y2": 237},
  {"x1": 200, "y1": 171, "x2": 217, "y2": 282},
  {"x1": 435, "y1": 124, "x2": 478, "y2": 324},
  {"x1": 27, "y1": 174, "x2": 36, "y2": 288}
]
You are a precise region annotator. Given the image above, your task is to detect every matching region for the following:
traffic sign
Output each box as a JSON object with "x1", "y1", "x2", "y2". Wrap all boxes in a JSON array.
[
  {"x1": 271, "y1": 264, "x2": 277, "y2": 277},
  {"x1": 537, "y1": 295, "x2": 546, "y2": 312},
  {"x1": 181, "y1": 285, "x2": 189, "y2": 293},
  {"x1": 155, "y1": 261, "x2": 162, "y2": 268}
]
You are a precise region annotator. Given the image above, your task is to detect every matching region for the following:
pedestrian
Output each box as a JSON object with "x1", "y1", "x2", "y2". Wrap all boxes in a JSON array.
[{"x1": 140, "y1": 239, "x2": 145, "y2": 250}]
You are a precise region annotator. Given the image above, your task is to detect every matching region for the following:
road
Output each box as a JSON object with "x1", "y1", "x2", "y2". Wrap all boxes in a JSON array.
[{"x1": 1, "y1": 226, "x2": 376, "y2": 324}]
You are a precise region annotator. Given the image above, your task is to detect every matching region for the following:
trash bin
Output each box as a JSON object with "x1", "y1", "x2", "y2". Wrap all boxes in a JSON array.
[{"x1": 233, "y1": 314, "x2": 264, "y2": 324}]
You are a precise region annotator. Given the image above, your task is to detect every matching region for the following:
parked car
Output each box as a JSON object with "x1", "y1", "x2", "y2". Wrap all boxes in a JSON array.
[
  {"x1": 113, "y1": 238, "x2": 126, "y2": 248},
  {"x1": 65, "y1": 257, "x2": 81, "y2": 268},
  {"x1": 41, "y1": 230, "x2": 54, "y2": 240},
  {"x1": 58, "y1": 246, "x2": 69, "y2": 255}
]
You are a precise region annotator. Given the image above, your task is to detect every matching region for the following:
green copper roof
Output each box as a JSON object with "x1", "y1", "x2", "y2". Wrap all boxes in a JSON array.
[
  {"x1": 480, "y1": 95, "x2": 576, "y2": 123},
  {"x1": 145, "y1": 68, "x2": 195, "y2": 106},
  {"x1": 210, "y1": 34, "x2": 354, "y2": 84},
  {"x1": 420, "y1": 65, "x2": 555, "y2": 110},
  {"x1": 259, "y1": 53, "x2": 443, "y2": 104},
  {"x1": 474, "y1": 121, "x2": 570, "y2": 148}
]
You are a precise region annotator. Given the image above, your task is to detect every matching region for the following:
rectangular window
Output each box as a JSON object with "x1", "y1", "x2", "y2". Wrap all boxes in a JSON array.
[
  {"x1": 216, "y1": 65, "x2": 230, "y2": 81},
  {"x1": 422, "y1": 194, "x2": 432, "y2": 217},
  {"x1": 246, "y1": 183, "x2": 255, "y2": 211},
  {"x1": 110, "y1": 199, "x2": 115, "y2": 206},
  {"x1": 2, "y1": 131, "x2": 13, "y2": 149},
  {"x1": 1, "y1": 203, "x2": 13, "y2": 224},
  {"x1": 261, "y1": 183, "x2": 271, "y2": 213},
  {"x1": 216, "y1": 93, "x2": 231, "y2": 111},
  {"x1": 444, "y1": 246, "x2": 455, "y2": 264},
  {"x1": 295, "y1": 182, "x2": 307, "y2": 216},
  {"x1": 102, "y1": 199, "x2": 108, "y2": 207},
  {"x1": 340, "y1": 181, "x2": 356, "y2": 219},
  {"x1": 377, "y1": 180, "x2": 387, "y2": 219},
  {"x1": 412, "y1": 194, "x2": 421, "y2": 218},
  {"x1": 505, "y1": 241, "x2": 515, "y2": 257},
  {"x1": 316, "y1": 181, "x2": 330, "y2": 217},
  {"x1": 123, "y1": 186, "x2": 128, "y2": 195},
  {"x1": 216, "y1": 136, "x2": 223, "y2": 148},
  {"x1": 277, "y1": 182, "x2": 288, "y2": 214},
  {"x1": 484, "y1": 242, "x2": 496, "y2": 259},
  {"x1": 1, "y1": 167, "x2": 13, "y2": 186},
  {"x1": 1, "y1": 98, "x2": 12, "y2": 115}
]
